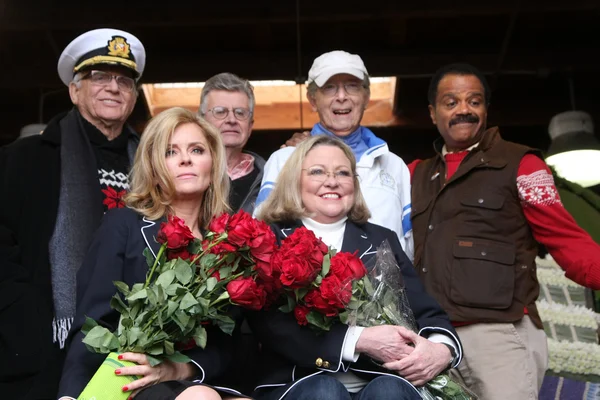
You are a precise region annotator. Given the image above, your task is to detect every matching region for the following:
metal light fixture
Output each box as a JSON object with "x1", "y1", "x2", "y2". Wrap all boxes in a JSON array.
[{"x1": 546, "y1": 111, "x2": 600, "y2": 187}]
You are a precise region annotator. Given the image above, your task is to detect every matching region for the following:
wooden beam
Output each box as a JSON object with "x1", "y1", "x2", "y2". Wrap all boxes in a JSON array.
[{"x1": 3, "y1": 49, "x2": 598, "y2": 89}]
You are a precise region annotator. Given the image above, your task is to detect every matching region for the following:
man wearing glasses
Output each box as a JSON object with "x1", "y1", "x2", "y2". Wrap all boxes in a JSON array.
[
  {"x1": 0, "y1": 28, "x2": 144, "y2": 398},
  {"x1": 199, "y1": 72, "x2": 266, "y2": 214},
  {"x1": 254, "y1": 50, "x2": 414, "y2": 261}
]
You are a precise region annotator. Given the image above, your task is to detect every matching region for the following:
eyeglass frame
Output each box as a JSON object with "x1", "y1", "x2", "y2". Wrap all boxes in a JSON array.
[
  {"x1": 79, "y1": 70, "x2": 137, "y2": 92},
  {"x1": 318, "y1": 81, "x2": 367, "y2": 97},
  {"x1": 204, "y1": 106, "x2": 253, "y2": 121},
  {"x1": 301, "y1": 167, "x2": 359, "y2": 184}
]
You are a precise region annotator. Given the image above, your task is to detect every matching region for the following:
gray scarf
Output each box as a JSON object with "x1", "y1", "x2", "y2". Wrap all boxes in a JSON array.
[{"x1": 48, "y1": 110, "x2": 137, "y2": 348}]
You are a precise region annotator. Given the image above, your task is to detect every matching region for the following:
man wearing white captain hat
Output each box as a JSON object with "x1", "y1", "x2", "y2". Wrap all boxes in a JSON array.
[{"x1": 0, "y1": 28, "x2": 145, "y2": 399}]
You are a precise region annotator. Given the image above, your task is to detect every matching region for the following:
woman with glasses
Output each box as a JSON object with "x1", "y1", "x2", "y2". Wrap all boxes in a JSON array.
[
  {"x1": 251, "y1": 135, "x2": 461, "y2": 400},
  {"x1": 255, "y1": 50, "x2": 414, "y2": 264}
]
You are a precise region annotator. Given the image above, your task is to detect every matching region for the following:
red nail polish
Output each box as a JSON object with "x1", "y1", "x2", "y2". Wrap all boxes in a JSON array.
[
  {"x1": 122, "y1": 386, "x2": 128, "y2": 392},
  {"x1": 118, "y1": 354, "x2": 124, "y2": 360},
  {"x1": 115, "y1": 369, "x2": 121, "y2": 375}
]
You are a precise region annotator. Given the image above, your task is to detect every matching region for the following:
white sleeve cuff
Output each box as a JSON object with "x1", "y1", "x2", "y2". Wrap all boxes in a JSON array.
[
  {"x1": 342, "y1": 326, "x2": 365, "y2": 362},
  {"x1": 427, "y1": 332, "x2": 458, "y2": 356}
]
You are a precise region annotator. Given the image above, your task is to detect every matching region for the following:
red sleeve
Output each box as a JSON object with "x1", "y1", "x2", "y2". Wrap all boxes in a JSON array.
[
  {"x1": 517, "y1": 153, "x2": 600, "y2": 289},
  {"x1": 407, "y1": 159, "x2": 422, "y2": 183}
]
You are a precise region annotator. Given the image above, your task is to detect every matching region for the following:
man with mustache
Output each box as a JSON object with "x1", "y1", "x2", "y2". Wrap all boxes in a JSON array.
[
  {"x1": 0, "y1": 28, "x2": 144, "y2": 399},
  {"x1": 408, "y1": 63, "x2": 600, "y2": 399},
  {"x1": 199, "y1": 72, "x2": 266, "y2": 214}
]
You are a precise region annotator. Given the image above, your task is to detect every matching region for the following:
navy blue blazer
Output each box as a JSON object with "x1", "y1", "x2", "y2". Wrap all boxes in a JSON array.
[
  {"x1": 57, "y1": 207, "x2": 241, "y2": 398},
  {"x1": 248, "y1": 219, "x2": 462, "y2": 400}
]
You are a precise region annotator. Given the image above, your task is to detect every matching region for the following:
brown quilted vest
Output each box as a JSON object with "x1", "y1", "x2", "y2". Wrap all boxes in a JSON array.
[{"x1": 411, "y1": 127, "x2": 544, "y2": 328}]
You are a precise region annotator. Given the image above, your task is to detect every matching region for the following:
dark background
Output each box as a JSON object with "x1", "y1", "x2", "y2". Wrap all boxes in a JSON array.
[{"x1": 1, "y1": 0, "x2": 599, "y2": 194}]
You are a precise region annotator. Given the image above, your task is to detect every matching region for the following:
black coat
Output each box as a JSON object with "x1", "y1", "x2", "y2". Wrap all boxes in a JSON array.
[
  {"x1": 0, "y1": 109, "x2": 138, "y2": 399},
  {"x1": 248, "y1": 220, "x2": 462, "y2": 400},
  {"x1": 57, "y1": 207, "x2": 243, "y2": 397}
]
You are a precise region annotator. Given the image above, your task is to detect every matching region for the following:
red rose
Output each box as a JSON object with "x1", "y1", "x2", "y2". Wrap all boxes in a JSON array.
[
  {"x1": 167, "y1": 247, "x2": 193, "y2": 261},
  {"x1": 248, "y1": 220, "x2": 276, "y2": 266},
  {"x1": 157, "y1": 215, "x2": 195, "y2": 249},
  {"x1": 175, "y1": 338, "x2": 197, "y2": 351},
  {"x1": 227, "y1": 211, "x2": 255, "y2": 247},
  {"x1": 303, "y1": 289, "x2": 339, "y2": 317},
  {"x1": 329, "y1": 251, "x2": 367, "y2": 283},
  {"x1": 209, "y1": 212, "x2": 230, "y2": 234},
  {"x1": 227, "y1": 277, "x2": 267, "y2": 311},
  {"x1": 294, "y1": 305, "x2": 310, "y2": 326},
  {"x1": 320, "y1": 275, "x2": 351, "y2": 308},
  {"x1": 284, "y1": 227, "x2": 328, "y2": 270},
  {"x1": 280, "y1": 254, "x2": 320, "y2": 289}
]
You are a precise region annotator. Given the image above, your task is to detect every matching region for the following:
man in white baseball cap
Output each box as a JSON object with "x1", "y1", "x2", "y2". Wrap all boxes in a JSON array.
[
  {"x1": 256, "y1": 50, "x2": 414, "y2": 261},
  {"x1": 0, "y1": 28, "x2": 145, "y2": 399}
]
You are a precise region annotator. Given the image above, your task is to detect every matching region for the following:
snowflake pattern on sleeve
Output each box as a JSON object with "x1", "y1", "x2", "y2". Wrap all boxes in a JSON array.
[{"x1": 517, "y1": 169, "x2": 562, "y2": 207}]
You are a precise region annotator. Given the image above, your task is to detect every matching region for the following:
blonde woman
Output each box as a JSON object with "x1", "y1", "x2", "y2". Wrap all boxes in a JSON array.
[
  {"x1": 251, "y1": 136, "x2": 461, "y2": 400},
  {"x1": 58, "y1": 108, "x2": 248, "y2": 400}
]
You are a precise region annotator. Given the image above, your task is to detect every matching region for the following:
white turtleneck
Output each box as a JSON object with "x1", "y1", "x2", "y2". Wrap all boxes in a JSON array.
[{"x1": 301, "y1": 216, "x2": 369, "y2": 391}]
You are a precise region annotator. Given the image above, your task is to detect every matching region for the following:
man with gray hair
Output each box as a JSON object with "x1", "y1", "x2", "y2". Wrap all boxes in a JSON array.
[
  {"x1": 0, "y1": 28, "x2": 144, "y2": 399},
  {"x1": 255, "y1": 50, "x2": 414, "y2": 261},
  {"x1": 199, "y1": 72, "x2": 265, "y2": 214}
]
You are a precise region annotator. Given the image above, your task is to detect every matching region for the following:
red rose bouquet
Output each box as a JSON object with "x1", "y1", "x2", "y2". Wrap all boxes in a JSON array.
[
  {"x1": 269, "y1": 227, "x2": 368, "y2": 332},
  {"x1": 78, "y1": 210, "x2": 276, "y2": 400}
]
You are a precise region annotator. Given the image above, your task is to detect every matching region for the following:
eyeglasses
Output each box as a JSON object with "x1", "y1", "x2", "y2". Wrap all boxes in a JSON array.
[
  {"x1": 302, "y1": 167, "x2": 357, "y2": 184},
  {"x1": 205, "y1": 106, "x2": 252, "y2": 121},
  {"x1": 319, "y1": 82, "x2": 364, "y2": 97},
  {"x1": 81, "y1": 70, "x2": 136, "y2": 92}
]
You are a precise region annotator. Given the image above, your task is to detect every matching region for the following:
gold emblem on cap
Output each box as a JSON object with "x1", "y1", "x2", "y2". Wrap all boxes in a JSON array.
[{"x1": 107, "y1": 36, "x2": 131, "y2": 59}]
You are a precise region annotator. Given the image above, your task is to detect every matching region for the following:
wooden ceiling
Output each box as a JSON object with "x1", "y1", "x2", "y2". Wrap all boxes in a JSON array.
[{"x1": 1, "y1": 0, "x2": 599, "y2": 147}]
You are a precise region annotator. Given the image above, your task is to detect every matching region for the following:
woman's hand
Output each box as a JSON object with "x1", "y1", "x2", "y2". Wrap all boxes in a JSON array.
[
  {"x1": 381, "y1": 328, "x2": 452, "y2": 386},
  {"x1": 115, "y1": 352, "x2": 197, "y2": 398},
  {"x1": 355, "y1": 325, "x2": 415, "y2": 363}
]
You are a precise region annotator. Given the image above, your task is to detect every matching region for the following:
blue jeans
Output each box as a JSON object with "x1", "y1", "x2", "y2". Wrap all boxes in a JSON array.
[{"x1": 284, "y1": 375, "x2": 421, "y2": 400}]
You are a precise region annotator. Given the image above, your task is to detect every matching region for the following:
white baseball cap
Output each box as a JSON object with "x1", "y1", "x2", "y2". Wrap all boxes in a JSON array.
[
  {"x1": 57, "y1": 28, "x2": 146, "y2": 86},
  {"x1": 307, "y1": 50, "x2": 368, "y2": 87}
]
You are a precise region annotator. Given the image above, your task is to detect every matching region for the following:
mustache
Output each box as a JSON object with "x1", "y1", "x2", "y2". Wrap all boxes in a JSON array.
[{"x1": 449, "y1": 114, "x2": 479, "y2": 127}]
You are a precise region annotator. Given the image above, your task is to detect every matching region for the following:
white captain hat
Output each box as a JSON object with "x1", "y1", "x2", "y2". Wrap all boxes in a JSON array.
[{"x1": 57, "y1": 28, "x2": 146, "y2": 86}]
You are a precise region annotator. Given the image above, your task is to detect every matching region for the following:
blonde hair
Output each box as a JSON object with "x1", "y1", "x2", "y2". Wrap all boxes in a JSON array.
[
  {"x1": 124, "y1": 107, "x2": 230, "y2": 228},
  {"x1": 258, "y1": 135, "x2": 370, "y2": 224}
]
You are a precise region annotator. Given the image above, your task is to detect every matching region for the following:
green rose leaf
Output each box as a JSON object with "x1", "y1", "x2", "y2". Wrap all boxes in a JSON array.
[
  {"x1": 180, "y1": 292, "x2": 199, "y2": 310},
  {"x1": 127, "y1": 288, "x2": 148, "y2": 301},
  {"x1": 156, "y1": 270, "x2": 176, "y2": 288},
  {"x1": 193, "y1": 326, "x2": 207, "y2": 349},
  {"x1": 218, "y1": 266, "x2": 232, "y2": 279},
  {"x1": 215, "y1": 315, "x2": 235, "y2": 335},
  {"x1": 321, "y1": 254, "x2": 331, "y2": 277},
  {"x1": 81, "y1": 317, "x2": 99, "y2": 336},
  {"x1": 82, "y1": 326, "x2": 118, "y2": 353},
  {"x1": 206, "y1": 277, "x2": 218, "y2": 292},
  {"x1": 175, "y1": 259, "x2": 193, "y2": 285},
  {"x1": 113, "y1": 281, "x2": 131, "y2": 296},
  {"x1": 143, "y1": 247, "x2": 155, "y2": 268},
  {"x1": 306, "y1": 311, "x2": 331, "y2": 331},
  {"x1": 164, "y1": 340, "x2": 175, "y2": 355},
  {"x1": 165, "y1": 283, "x2": 185, "y2": 296},
  {"x1": 110, "y1": 294, "x2": 128, "y2": 315},
  {"x1": 278, "y1": 295, "x2": 296, "y2": 313},
  {"x1": 166, "y1": 300, "x2": 179, "y2": 319},
  {"x1": 146, "y1": 354, "x2": 162, "y2": 367},
  {"x1": 188, "y1": 239, "x2": 203, "y2": 255}
]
